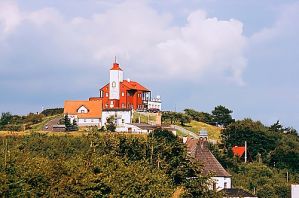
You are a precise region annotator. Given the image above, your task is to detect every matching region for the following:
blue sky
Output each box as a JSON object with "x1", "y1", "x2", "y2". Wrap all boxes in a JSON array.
[{"x1": 0, "y1": 0, "x2": 298, "y2": 130}]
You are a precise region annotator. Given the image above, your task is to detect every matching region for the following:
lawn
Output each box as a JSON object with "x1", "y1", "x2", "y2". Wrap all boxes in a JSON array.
[
  {"x1": 132, "y1": 112, "x2": 157, "y2": 123},
  {"x1": 183, "y1": 120, "x2": 222, "y2": 142}
]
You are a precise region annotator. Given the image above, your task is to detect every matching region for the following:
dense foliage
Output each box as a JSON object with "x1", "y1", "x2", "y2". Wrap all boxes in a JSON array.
[
  {"x1": 0, "y1": 112, "x2": 44, "y2": 131},
  {"x1": 161, "y1": 111, "x2": 191, "y2": 126},
  {"x1": 163, "y1": 105, "x2": 234, "y2": 127},
  {"x1": 40, "y1": 108, "x2": 64, "y2": 116},
  {"x1": 0, "y1": 129, "x2": 220, "y2": 197},
  {"x1": 208, "y1": 118, "x2": 299, "y2": 197},
  {"x1": 211, "y1": 105, "x2": 235, "y2": 127}
]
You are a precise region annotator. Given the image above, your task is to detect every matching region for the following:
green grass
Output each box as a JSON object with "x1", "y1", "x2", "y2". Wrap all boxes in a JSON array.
[
  {"x1": 183, "y1": 120, "x2": 222, "y2": 141},
  {"x1": 30, "y1": 114, "x2": 63, "y2": 131},
  {"x1": 132, "y1": 112, "x2": 157, "y2": 123}
]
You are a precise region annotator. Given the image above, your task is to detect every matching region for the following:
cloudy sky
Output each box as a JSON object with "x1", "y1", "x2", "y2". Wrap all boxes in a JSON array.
[{"x1": 0, "y1": 0, "x2": 298, "y2": 129}]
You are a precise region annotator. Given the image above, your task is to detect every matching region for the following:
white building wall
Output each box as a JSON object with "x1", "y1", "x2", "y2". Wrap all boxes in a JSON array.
[
  {"x1": 148, "y1": 101, "x2": 162, "y2": 110},
  {"x1": 77, "y1": 106, "x2": 88, "y2": 113},
  {"x1": 67, "y1": 115, "x2": 101, "y2": 127},
  {"x1": 78, "y1": 118, "x2": 101, "y2": 126},
  {"x1": 102, "y1": 110, "x2": 132, "y2": 127},
  {"x1": 211, "y1": 176, "x2": 232, "y2": 191},
  {"x1": 109, "y1": 70, "x2": 121, "y2": 100},
  {"x1": 116, "y1": 124, "x2": 149, "y2": 133},
  {"x1": 292, "y1": 185, "x2": 299, "y2": 198}
]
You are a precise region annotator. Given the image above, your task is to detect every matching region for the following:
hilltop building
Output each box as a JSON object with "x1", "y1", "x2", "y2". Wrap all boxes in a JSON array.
[
  {"x1": 64, "y1": 100, "x2": 102, "y2": 127},
  {"x1": 63, "y1": 61, "x2": 162, "y2": 129},
  {"x1": 90, "y1": 62, "x2": 161, "y2": 111}
]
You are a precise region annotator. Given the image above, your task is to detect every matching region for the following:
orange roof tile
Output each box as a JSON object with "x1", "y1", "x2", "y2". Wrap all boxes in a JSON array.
[
  {"x1": 122, "y1": 80, "x2": 149, "y2": 91},
  {"x1": 64, "y1": 100, "x2": 102, "y2": 118},
  {"x1": 110, "y1": 63, "x2": 122, "y2": 71}
]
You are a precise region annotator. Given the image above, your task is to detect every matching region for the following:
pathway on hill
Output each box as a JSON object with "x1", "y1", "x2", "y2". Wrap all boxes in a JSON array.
[
  {"x1": 171, "y1": 125, "x2": 199, "y2": 139},
  {"x1": 43, "y1": 118, "x2": 61, "y2": 131},
  {"x1": 171, "y1": 124, "x2": 217, "y2": 144}
]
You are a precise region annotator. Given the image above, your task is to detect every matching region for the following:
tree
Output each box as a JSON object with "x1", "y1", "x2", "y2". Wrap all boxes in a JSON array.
[
  {"x1": 72, "y1": 119, "x2": 79, "y2": 131},
  {"x1": 105, "y1": 116, "x2": 116, "y2": 132},
  {"x1": 0, "y1": 112, "x2": 13, "y2": 129},
  {"x1": 178, "y1": 113, "x2": 191, "y2": 126},
  {"x1": 64, "y1": 114, "x2": 73, "y2": 131},
  {"x1": 222, "y1": 119, "x2": 278, "y2": 162},
  {"x1": 184, "y1": 109, "x2": 213, "y2": 124},
  {"x1": 212, "y1": 105, "x2": 234, "y2": 127}
]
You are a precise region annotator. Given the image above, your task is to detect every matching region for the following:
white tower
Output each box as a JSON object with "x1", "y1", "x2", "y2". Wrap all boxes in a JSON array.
[{"x1": 109, "y1": 62, "x2": 123, "y2": 100}]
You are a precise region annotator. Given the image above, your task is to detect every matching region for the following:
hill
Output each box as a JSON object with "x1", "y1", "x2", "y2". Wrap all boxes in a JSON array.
[{"x1": 182, "y1": 120, "x2": 222, "y2": 142}]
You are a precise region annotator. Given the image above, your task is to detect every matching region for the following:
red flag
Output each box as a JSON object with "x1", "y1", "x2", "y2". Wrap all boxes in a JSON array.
[{"x1": 232, "y1": 146, "x2": 245, "y2": 157}]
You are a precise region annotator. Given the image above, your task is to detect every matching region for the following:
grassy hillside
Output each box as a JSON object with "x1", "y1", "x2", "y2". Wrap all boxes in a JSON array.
[
  {"x1": 183, "y1": 120, "x2": 222, "y2": 141},
  {"x1": 132, "y1": 112, "x2": 157, "y2": 124}
]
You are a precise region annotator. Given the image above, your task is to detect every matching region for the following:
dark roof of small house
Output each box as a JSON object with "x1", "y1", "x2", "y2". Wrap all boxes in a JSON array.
[
  {"x1": 186, "y1": 138, "x2": 231, "y2": 177},
  {"x1": 52, "y1": 125, "x2": 66, "y2": 128},
  {"x1": 131, "y1": 123, "x2": 157, "y2": 130},
  {"x1": 220, "y1": 188, "x2": 257, "y2": 198}
]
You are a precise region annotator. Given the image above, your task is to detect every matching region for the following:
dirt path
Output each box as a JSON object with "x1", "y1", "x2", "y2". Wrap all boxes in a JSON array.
[{"x1": 43, "y1": 117, "x2": 61, "y2": 131}]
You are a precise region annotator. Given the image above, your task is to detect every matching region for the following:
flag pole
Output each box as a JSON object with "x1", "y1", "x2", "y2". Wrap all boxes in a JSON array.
[{"x1": 245, "y1": 141, "x2": 247, "y2": 163}]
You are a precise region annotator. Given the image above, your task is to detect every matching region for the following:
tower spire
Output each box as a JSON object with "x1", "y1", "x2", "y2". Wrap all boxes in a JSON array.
[{"x1": 114, "y1": 56, "x2": 117, "y2": 63}]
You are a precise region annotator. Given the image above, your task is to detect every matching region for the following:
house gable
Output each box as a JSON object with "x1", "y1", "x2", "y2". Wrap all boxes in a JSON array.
[{"x1": 77, "y1": 105, "x2": 89, "y2": 114}]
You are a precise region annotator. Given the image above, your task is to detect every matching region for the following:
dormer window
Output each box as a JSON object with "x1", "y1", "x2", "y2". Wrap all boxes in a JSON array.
[{"x1": 77, "y1": 105, "x2": 88, "y2": 113}]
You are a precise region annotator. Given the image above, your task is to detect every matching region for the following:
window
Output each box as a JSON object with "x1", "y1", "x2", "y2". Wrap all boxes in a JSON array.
[
  {"x1": 106, "y1": 93, "x2": 108, "y2": 97},
  {"x1": 122, "y1": 119, "x2": 125, "y2": 124},
  {"x1": 84, "y1": 119, "x2": 86, "y2": 122},
  {"x1": 224, "y1": 182, "x2": 227, "y2": 189},
  {"x1": 81, "y1": 110, "x2": 84, "y2": 113},
  {"x1": 122, "y1": 92, "x2": 125, "y2": 97},
  {"x1": 110, "y1": 101, "x2": 113, "y2": 105},
  {"x1": 91, "y1": 119, "x2": 93, "y2": 122},
  {"x1": 122, "y1": 103, "x2": 125, "y2": 108},
  {"x1": 213, "y1": 182, "x2": 216, "y2": 191}
]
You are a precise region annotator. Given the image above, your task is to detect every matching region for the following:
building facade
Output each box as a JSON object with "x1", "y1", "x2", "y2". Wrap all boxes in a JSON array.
[
  {"x1": 90, "y1": 62, "x2": 161, "y2": 111},
  {"x1": 185, "y1": 130, "x2": 232, "y2": 191},
  {"x1": 64, "y1": 100, "x2": 102, "y2": 127}
]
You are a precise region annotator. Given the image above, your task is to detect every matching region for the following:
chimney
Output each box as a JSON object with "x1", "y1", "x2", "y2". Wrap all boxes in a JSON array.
[{"x1": 199, "y1": 129, "x2": 208, "y2": 149}]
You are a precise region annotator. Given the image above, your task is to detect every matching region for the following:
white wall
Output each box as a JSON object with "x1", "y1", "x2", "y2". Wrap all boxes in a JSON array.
[
  {"x1": 67, "y1": 114, "x2": 101, "y2": 127},
  {"x1": 78, "y1": 118, "x2": 101, "y2": 126},
  {"x1": 109, "y1": 70, "x2": 122, "y2": 100},
  {"x1": 148, "y1": 101, "x2": 162, "y2": 110},
  {"x1": 102, "y1": 110, "x2": 131, "y2": 127},
  {"x1": 77, "y1": 106, "x2": 88, "y2": 113},
  {"x1": 211, "y1": 176, "x2": 232, "y2": 191},
  {"x1": 292, "y1": 185, "x2": 299, "y2": 198},
  {"x1": 116, "y1": 123, "x2": 149, "y2": 133}
]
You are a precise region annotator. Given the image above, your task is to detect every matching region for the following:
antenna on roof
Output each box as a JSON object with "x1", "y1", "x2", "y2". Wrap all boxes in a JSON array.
[{"x1": 114, "y1": 56, "x2": 117, "y2": 63}]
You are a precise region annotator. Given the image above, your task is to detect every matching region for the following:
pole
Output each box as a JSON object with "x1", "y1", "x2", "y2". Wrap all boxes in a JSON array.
[
  {"x1": 245, "y1": 141, "x2": 247, "y2": 163},
  {"x1": 287, "y1": 171, "x2": 289, "y2": 183}
]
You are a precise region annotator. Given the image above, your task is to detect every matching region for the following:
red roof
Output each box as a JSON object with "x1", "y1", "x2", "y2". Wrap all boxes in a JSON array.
[
  {"x1": 232, "y1": 146, "x2": 245, "y2": 158},
  {"x1": 64, "y1": 100, "x2": 102, "y2": 118},
  {"x1": 110, "y1": 63, "x2": 122, "y2": 71},
  {"x1": 122, "y1": 80, "x2": 149, "y2": 91}
]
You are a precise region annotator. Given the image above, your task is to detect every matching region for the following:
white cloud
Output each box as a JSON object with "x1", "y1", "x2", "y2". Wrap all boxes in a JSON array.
[
  {"x1": 0, "y1": 1, "x2": 22, "y2": 37},
  {"x1": 0, "y1": 0, "x2": 247, "y2": 87},
  {"x1": 250, "y1": 2, "x2": 299, "y2": 44}
]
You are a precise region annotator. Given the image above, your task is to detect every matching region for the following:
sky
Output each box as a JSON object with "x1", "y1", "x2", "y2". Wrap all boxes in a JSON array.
[{"x1": 0, "y1": 0, "x2": 298, "y2": 130}]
